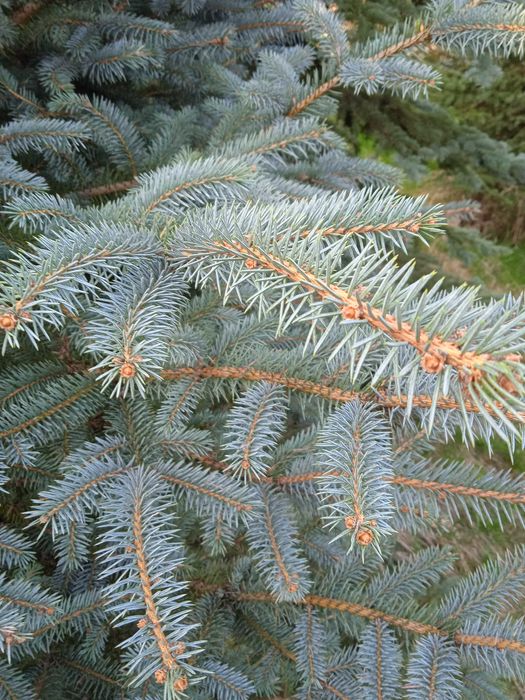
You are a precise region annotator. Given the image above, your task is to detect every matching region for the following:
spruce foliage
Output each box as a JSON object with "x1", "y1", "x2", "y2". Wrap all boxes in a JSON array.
[{"x1": 0, "y1": 0, "x2": 524, "y2": 698}]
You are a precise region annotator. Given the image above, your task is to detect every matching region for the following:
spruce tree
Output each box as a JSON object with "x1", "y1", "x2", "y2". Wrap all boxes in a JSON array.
[{"x1": 0, "y1": 1, "x2": 524, "y2": 698}]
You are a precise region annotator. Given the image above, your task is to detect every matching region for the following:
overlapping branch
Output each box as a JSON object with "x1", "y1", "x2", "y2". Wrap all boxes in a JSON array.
[
  {"x1": 161, "y1": 365, "x2": 525, "y2": 424},
  {"x1": 233, "y1": 590, "x2": 525, "y2": 654}
]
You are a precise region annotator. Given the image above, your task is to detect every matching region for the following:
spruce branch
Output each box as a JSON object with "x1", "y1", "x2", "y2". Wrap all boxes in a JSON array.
[
  {"x1": 183, "y1": 238, "x2": 490, "y2": 374},
  {"x1": 232, "y1": 590, "x2": 525, "y2": 656},
  {"x1": 161, "y1": 365, "x2": 525, "y2": 426},
  {"x1": 99, "y1": 468, "x2": 200, "y2": 694}
]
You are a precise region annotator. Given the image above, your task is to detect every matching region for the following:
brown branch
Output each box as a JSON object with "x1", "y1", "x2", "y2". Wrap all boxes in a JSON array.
[
  {"x1": 250, "y1": 127, "x2": 328, "y2": 156},
  {"x1": 241, "y1": 611, "x2": 352, "y2": 699},
  {"x1": 433, "y1": 23, "x2": 525, "y2": 36},
  {"x1": 0, "y1": 129, "x2": 78, "y2": 146},
  {"x1": 236, "y1": 20, "x2": 305, "y2": 33},
  {"x1": 0, "y1": 368, "x2": 66, "y2": 406},
  {"x1": 38, "y1": 441, "x2": 127, "y2": 524},
  {"x1": 10, "y1": 208, "x2": 80, "y2": 223},
  {"x1": 61, "y1": 659, "x2": 123, "y2": 688},
  {"x1": 0, "y1": 383, "x2": 98, "y2": 440},
  {"x1": 300, "y1": 214, "x2": 436, "y2": 238},
  {"x1": 78, "y1": 100, "x2": 138, "y2": 177},
  {"x1": 390, "y1": 474, "x2": 525, "y2": 504},
  {"x1": 132, "y1": 493, "x2": 178, "y2": 672},
  {"x1": 368, "y1": 27, "x2": 431, "y2": 61},
  {"x1": 180, "y1": 451, "x2": 525, "y2": 515},
  {"x1": 454, "y1": 632, "x2": 525, "y2": 653},
  {"x1": 166, "y1": 35, "x2": 231, "y2": 54},
  {"x1": 0, "y1": 540, "x2": 24, "y2": 556},
  {"x1": 143, "y1": 174, "x2": 242, "y2": 215},
  {"x1": 76, "y1": 179, "x2": 137, "y2": 198},
  {"x1": 240, "y1": 613, "x2": 296, "y2": 661},
  {"x1": 237, "y1": 590, "x2": 442, "y2": 635},
  {"x1": 260, "y1": 489, "x2": 299, "y2": 594},
  {"x1": 375, "y1": 620, "x2": 384, "y2": 700},
  {"x1": 234, "y1": 590, "x2": 525, "y2": 654},
  {"x1": 74, "y1": 129, "x2": 328, "y2": 197},
  {"x1": 0, "y1": 177, "x2": 44, "y2": 194},
  {"x1": 287, "y1": 76, "x2": 341, "y2": 117},
  {"x1": 0, "y1": 591, "x2": 53, "y2": 616},
  {"x1": 29, "y1": 599, "x2": 107, "y2": 639},
  {"x1": 212, "y1": 240, "x2": 495, "y2": 374},
  {"x1": 159, "y1": 472, "x2": 253, "y2": 513},
  {"x1": 0, "y1": 81, "x2": 45, "y2": 114},
  {"x1": 241, "y1": 400, "x2": 266, "y2": 473},
  {"x1": 160, "y1": 365, "x2": 525, "y2": 424}
]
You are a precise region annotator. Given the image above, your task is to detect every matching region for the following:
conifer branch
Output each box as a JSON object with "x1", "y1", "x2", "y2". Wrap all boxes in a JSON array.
[
  {"x1": 261, "y1": 489, "x2": 301, "y2": 596},
  {"x1": 27, "y1": 594, "x2": 108, "y2": 640},
  {"x1": 233, "y1": 590, "x2": 525, "y2": 655},
  {"x1": 182, "y1": 457, "x2": 525, "y2": 525},
  {"x1": 368, "y1": 27, "x2": 431, "y2": 61},
  {"x1": 158, "y1": 469, "x2": 255, "y2": 515},
  {"x1": 144, "y1": 175, "x2": 244, "y2": 215},
  {"x1": 0, "y1": 364, "x2": 66, "y2": 406},
  {"x1": 204, "y1": 240, "x2": 492, "y2": 375},
  {"x1": 287, "y1": 76, "x2": 341, "y2": 117},
  {"x1": 131, "y1": 489, "x2": 178, "y2": 672},
  {"x1": 76, "y1": 179, "x2": 137, "y2": 197},
  {"x1": 235, "y1": 590, "x2": 441, "y2": 634},
  {"x1": 60, "y1": 659, "x2": 124, "y2": 689},
  {"x1": 0, "y1": 77, "x2": 45, "y2": 114},
  {"x1": 36, "y1": 455, "x2": 127, "y2": 525},
  {"x1": 0, "y1": 381, "x2": 97, "y2": 440},
  {"x1": 390, "y1": 474, "x2": 525, "y2": 505},
  {"x1": 75, "y1": 99, "x2": 138, "y2": 177},
  {"x1": 161, "y1": 365, "x2": 525, "y2": 424}
]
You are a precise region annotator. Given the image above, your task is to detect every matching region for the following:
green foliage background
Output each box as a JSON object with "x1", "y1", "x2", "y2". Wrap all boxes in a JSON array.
[{"x1": 339, "y1": 0, "x2": 525, "y2": 294}]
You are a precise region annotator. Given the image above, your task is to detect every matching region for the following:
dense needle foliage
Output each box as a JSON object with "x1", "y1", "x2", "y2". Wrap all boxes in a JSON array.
[{"x1": 0, "y1": 1, "x2": 524, "y2": 698}]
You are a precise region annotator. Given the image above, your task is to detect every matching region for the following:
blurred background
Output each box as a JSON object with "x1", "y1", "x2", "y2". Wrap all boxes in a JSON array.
[{"x1": 337, "y1": 0, "x2": 525, "y2": 295}]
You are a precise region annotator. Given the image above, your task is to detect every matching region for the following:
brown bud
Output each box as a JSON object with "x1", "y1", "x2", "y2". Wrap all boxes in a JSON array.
[
  {"x1": 421, "y1": 352, "x2": 445, "y2": 374},
  {"x1": 356, "y1": 529, "x2": 374, "y2": 546},
  {"x1": 344, "y1": 515, "x2": 356, "y2": 529},
  {"x1": 173, "y1": 675, "x2": 188, "y2": 692},
  {"x1": 341, "y1": 304, "x2": 362, "y2": 320},
  {"x1": 119, "y1": 362, "x2": 136, "y2": 378},
  {"x1": 173, "y1": 642, "x2": 186, "y2": 655},
  {"x1": 137, "y1": 618, "x2": 147, "y2": 629},
  {"x1": 288, "y1": 582, "x2": 299, "y2": 593},
  {"x1": 0, "y1": 313, "x2": 17, "y2": 331},
  {"x1": 245, "y1": 258, "x2": 258, "y2": 270},
  {"x1": 155, "y1": 669, "x2": 167, "y2": 684}
]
